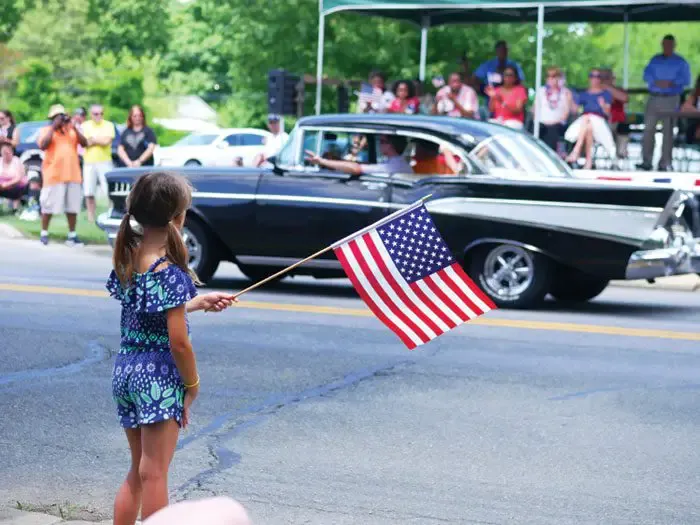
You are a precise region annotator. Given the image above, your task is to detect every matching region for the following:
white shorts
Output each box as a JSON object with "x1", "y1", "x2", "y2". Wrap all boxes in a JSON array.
[
  {"x1": 83, "y1": 161, "x2": 112, "y2": 197},
  {"x1": 565, "y1": 114, "x2": 617, "y2": 160},
  {"x1": 40, "y1": 183, "x2": 82, "y2": 215}
]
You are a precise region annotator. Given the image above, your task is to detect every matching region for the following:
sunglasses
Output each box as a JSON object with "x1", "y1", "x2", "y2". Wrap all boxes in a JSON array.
[
  {"x1": 92, "y1": 112, "x2": 103, "y2": 116},
  {"x1": 589, "y1": 73, "x2": 601, "y2": 78},
  {"x1": 504, "y1": 72, "x2": 515, "y2": 77}
]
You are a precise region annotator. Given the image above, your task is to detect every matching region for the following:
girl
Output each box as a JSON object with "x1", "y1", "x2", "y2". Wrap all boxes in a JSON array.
[
  {"x1": 0, "y1": 142, "x2": 28, "y2": 209},
  {"x1": 0, "y1": 109, "x2": 19, "y2": 149},
  {"x1": 106, "y1": 172, "x2": 236, "y2": 525},
  {"x1": 387, "y1": 80, "x2": 420, "y2": 114},
  {"x1": 485, "y1": 66, "x2": 528, "y2": 129}
]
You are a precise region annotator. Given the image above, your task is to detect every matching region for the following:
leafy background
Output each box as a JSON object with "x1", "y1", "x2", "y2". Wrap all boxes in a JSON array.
[{"x1": 1, "y1": 0, "x2": 698, "y2": 143}]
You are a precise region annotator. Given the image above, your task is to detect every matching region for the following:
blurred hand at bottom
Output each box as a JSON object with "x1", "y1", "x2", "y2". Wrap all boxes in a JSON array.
[{"x1": 143, "y1": 497, "x2": 252, "y2": 525}]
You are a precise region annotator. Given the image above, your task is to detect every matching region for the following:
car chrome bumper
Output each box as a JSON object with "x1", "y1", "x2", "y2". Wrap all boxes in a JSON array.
[
  {"x1": 625, "y1": 240, "x2": 700, "y2": 280},
  {"x1": 96, "y1": 212, "x2": 121, "y2": 247}
]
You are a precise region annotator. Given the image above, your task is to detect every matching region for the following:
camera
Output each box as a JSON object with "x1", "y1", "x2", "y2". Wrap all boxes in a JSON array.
[{"x1": 61, "y1": 114, "x2": 71, "y2": 123}]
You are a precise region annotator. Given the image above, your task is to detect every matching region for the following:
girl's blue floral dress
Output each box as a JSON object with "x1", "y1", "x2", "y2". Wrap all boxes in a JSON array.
[{"x1": 106, "y1": 256, "x2": 197, "y2": 429}]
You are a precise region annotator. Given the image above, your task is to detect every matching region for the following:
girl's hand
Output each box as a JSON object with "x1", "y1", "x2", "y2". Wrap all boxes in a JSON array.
[
  {"x1": 182, "y1": 384, "x2": 199, "y2": 429},
  {"x1": 197, "y1": 292, "x2": 237, "y2": 313}
]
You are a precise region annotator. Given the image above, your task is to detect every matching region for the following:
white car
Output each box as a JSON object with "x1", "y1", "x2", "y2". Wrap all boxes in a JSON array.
[{"x1": 155, "y1": 128, "x2": 272, "y2": 167}]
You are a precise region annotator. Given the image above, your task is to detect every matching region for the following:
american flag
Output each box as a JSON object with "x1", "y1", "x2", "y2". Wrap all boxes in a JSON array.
[
  {"x1": 357, "y1": 83, "x2": 382, "y2": 111},
  {"x1": 332, "y1": 201, "x2": 496, "y2": 349}
]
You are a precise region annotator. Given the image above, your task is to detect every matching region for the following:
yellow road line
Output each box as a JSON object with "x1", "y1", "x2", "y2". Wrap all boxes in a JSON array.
[{"x1": 1, "y1": 282, "x2": 699, "y2": 341}]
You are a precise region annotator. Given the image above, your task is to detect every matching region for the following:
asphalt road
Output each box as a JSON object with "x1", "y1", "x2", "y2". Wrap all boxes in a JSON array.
[{"x1": 1, "y1": 239, "x2": 699, "y2": 524}]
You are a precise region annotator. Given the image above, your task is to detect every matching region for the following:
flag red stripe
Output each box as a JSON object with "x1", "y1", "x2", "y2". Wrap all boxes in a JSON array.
[
  {"x1": 334, "y1": 246, "x2": 416, "y2": 349},
  {"x1": 438, "y1": 267, "x2": 484, "y2": 316},
  {"x1": 408, "y1": 281, "x2": 458, "y2": 330},
  {"x1": 348, "y1": 239, "x2": 430, "y2": 344},
  {"x1": 451, "y1": 263, "x2": 497, "y2": 310},
  {"x1": 363, "y1": 234, "x2": 444, "y2": 337},
  {"x1": 424, "y1": 274, "x2": 470, "y2": 323}
]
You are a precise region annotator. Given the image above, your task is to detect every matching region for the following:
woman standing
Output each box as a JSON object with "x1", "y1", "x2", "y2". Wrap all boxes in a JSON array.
[
  {"x1": 534, "y1": 67, "x2": 572, "y2": 152},
  {"x1": 0, "y1": 110, "x2": 19, "y2": 149},
  {"x1": 387, "y1": 80, "x2": 420, "y2": 115},
  {"x1": 485, "y1": 66, "x2": 528, "y2": 129},
  {"x1": 117, "y1": 105, "x2": 158, "y2": 168}
]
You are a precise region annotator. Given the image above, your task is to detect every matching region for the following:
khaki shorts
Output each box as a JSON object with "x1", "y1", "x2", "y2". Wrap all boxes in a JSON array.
[
  {"x1": 40, "y1": 183, "x2": 82, "y2": 215},
  {"x1": 83, "y1": 161, "x2": 112, "y2": 198}
]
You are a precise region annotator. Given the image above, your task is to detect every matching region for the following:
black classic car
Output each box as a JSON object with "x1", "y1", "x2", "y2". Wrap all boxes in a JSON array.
[{"x1": 97, "y1": 114, "x2": 700, "y2": 309}]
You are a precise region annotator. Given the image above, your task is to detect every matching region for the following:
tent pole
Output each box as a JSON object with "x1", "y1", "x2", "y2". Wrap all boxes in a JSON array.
[
  {"x1": 533, "y1": 4, "x2": 545, "y2": 139},
  {"x1": 622, "y1": 11, "x2": 630, "y2": 89},
  {"x1": 315, "y1": 12, "x2": 325, "y2": 115},
  {"x1": 419, "y1": 16, "x2": 430, "y2": 82}
]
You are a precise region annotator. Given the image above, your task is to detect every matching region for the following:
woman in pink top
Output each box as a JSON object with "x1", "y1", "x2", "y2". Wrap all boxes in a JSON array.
[
  {"x1": 0, "y1": 142, "x2": 28, "y2": 209},
  {"x1": 485, "y1": 66, "x2": 528, "y2": 129},
  {"x1": 387, "y1": 80, "x2": 420, "y2": 115}
]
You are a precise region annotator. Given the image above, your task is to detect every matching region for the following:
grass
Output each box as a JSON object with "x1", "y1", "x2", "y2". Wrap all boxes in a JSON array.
[{"x1": 0, "y1": 199, "x2": 110, "y2": 245}]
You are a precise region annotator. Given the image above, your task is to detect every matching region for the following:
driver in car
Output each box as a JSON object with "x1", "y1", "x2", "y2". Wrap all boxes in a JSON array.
[{"x1": 305, "y1": 135, "x2": 410, "y2": 175}]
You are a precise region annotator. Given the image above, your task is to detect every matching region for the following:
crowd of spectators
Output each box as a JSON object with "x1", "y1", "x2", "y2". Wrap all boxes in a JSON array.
[
  {"x1": 357, "y1": 35, "x2": 699, "y2": 171},
  {"x1": 0, "y1": 103, "x2": 159, "y2": 245}
]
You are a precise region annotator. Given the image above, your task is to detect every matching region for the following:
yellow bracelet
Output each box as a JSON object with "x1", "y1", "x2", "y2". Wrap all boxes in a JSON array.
[{"x1": 184, "y1": 375, "x2": 200, "y2": 389}]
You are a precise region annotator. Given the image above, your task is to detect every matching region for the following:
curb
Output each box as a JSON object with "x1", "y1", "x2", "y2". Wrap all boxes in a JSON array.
[
  {"x1": 0, "y1": 223, "x2": 25, "y2": 240},
  {"x1": 0, "y1": 508, "x2": 115, "y2": 525}
]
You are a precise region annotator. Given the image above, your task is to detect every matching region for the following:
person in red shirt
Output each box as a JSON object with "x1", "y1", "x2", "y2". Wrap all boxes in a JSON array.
[
  {"x1": 387, "y1": 80, "x2": 420, "y2": 115},
  {"x1": 485, "y1": 66, "x2": 528, "y2": 129},
  {"x1": 601, "y1": 68, "x2": 630, "y2": 160}
]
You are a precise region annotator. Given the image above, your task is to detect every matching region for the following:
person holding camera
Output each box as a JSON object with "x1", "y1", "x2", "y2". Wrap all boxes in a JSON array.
[{"x1": 37, "y1": 104, "x2": 87, "y2": 246}]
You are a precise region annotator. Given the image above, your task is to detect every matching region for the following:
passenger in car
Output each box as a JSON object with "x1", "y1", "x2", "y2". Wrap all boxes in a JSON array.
[
  {"x1": 411, "y1": 139, "x2": 456, "y2": 175},
  {"x1": 305, "y1": 135, "x2": 411, "y2": 175}
]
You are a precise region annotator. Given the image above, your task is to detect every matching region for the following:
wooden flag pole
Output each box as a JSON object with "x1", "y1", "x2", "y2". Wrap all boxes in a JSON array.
[
  {"x1": 231, "y1": 245, "x2": 334, "y2": 299},
  {"x1": 228, "y1": 193, "x2": 434, "y2": 301}
]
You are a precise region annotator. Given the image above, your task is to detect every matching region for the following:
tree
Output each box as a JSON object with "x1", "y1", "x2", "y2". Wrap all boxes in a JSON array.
[{"x1": 87, "y1": 0, "x2": 171, "y2": 56}]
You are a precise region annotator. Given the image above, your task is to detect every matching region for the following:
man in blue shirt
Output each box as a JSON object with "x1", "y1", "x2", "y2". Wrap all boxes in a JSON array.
[
  {"x1": 473, "y1": 41, "x2": 526, "y2": 91},
  {"x1": 638, "y1": 34, "x2": 691, "y2": 171}
]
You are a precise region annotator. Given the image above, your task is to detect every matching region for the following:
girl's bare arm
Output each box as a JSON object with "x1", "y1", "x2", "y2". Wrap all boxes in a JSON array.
[{"x1": 167, "y1": 305, "x2": 198, "y2": 386}]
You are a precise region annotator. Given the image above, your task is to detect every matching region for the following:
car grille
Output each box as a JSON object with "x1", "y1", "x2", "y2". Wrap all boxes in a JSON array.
[{"x1": 110, "y1": 181, "x2": 132, "y2": 197}]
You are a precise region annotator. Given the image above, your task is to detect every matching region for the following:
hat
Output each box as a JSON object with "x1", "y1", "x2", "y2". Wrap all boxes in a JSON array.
[
  {"x1": 267, "y1": 113, "x2": 281, "y2": 122},
  {"x1": 48, "y1": 104, "x2": 66, "y2": 119}
]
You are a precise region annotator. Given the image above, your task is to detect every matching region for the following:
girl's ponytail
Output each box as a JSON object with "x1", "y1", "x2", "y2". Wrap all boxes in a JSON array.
[
  {"x1": 166, "y1": 220, "x2": 201, "y2": 285},
  {"x1": 113, "y1": 212, "x2": 138, "y2": 285}
]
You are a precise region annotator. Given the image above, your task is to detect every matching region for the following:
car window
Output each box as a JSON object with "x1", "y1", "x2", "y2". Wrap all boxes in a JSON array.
[
  {"x1": 224, "y1": 134, "x2": 239, "y2": 146},
  {"x1": 318, "y1": 131, "x2": 371, "y2": 164},
  {"x1": 19, "y1": 122, "x2": 48, "y2": 143},
  {"x1": 239, "y1": 133, "x2": 265, "y2": 146},
  {"x1": 302, "y1": 130, "x2": 321, "y2": 167},
  {"x1": 174, "y1": 134, "x2": 218, "y2": 146},
  {"x1": 276, "y1": 129, "x2": 297, "y2": 166}
]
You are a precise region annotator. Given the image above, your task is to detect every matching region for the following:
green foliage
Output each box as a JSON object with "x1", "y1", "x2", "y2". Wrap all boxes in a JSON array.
[{"x1": 3, "y1": 0, "x2": 700, "y2": 130}]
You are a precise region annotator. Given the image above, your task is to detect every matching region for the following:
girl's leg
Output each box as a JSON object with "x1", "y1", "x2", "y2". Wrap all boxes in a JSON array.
[
  {"x1": 114, "y1": 428, "x2": 142, "y2": 525},
  {"x1": 139, "y1": 420, "x2": 180, "y2": 520},
  {"x1": 566, "y1": 117, "x2": 588, "y2": 162}
]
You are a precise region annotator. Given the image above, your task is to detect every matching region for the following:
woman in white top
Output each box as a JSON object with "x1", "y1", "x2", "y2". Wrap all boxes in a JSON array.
[
  {"x1": 534, "y1": 67, "x2": 572, "y2": 152},
  {"x1": 0, "y1": 142, "x2": 28, "y2": 210}
]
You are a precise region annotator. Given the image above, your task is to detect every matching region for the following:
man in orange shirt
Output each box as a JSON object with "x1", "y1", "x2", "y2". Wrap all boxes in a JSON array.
[
  {"x1": 37, "y1": 104, "x2": 88, "y2": 246},
  {"x1": 412, "y1": 139, "x2": 457, "y2": 175}
]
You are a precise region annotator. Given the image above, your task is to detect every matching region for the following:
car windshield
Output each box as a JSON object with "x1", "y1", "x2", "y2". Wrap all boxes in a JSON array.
[
  {"x1": 173, "y1": 134, "x2": 218, "y2": 146},
  {"x1": 18, "y1": 121, "x2": 48, "y2": 143},
  {"x1": 466, "y1": 133, "x2": 573, "y2": 178}
]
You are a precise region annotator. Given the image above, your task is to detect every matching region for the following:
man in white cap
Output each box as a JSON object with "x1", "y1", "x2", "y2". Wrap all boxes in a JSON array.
[
  {"x1": 37, "y1": 104, "x2": 88, "y2": 246},
  {"x1": 253, "y1": 114, "x2": 289, "y2": 167}
]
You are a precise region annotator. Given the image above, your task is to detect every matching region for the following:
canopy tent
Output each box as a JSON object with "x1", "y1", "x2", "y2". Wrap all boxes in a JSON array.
[{"x1": 314, "y1": 0, "x2": 700, "y2": 136}]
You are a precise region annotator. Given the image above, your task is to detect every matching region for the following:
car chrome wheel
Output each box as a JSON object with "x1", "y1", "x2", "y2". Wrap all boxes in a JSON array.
[
  {"x1": 182, "y1": 226, "x2": 202, "y2": 270},
  {"x1": 482, "y1": 245, "x2": 534, "y2": 299}
]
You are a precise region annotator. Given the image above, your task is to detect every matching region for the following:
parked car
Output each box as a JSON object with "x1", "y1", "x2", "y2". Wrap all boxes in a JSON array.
[
  {"x1": 154, "y1": 128, "x2": 272, "y2": 168},
  {"x1": 97, "y1": 114, "x2": 700, "y2": 309}
]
